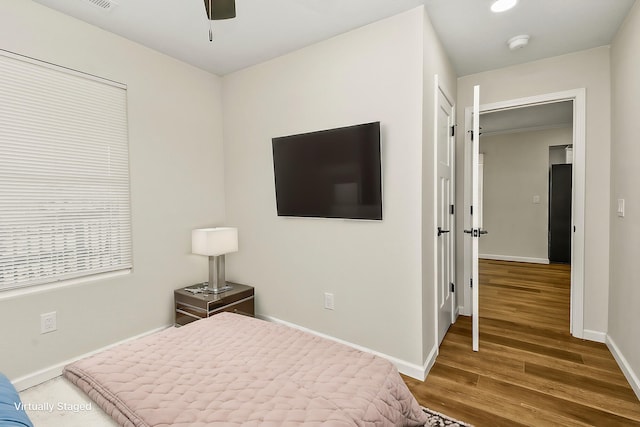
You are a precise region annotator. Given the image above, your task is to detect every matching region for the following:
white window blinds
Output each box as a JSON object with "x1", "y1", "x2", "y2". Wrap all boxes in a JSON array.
[{"x1": 0, "y1": 50, "x2": 132, "y2": 291}]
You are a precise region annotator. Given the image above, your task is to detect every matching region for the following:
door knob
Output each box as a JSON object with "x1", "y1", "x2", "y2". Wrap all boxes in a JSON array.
[
  {"x1": 437, "y1": 227, "x2": 450, "y2": 237},
  {"x1": 463, "y1": 228, "x2": 488, "y2": 237}
]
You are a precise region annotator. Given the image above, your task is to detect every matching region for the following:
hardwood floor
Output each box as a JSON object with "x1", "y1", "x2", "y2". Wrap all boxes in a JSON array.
[{"x1": 404, "y1": 259, "x2": 640, "y2": 427}]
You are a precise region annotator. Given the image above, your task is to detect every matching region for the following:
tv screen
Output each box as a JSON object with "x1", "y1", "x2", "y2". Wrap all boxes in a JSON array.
[{"x1": 272, "y1": 122, "x2": 382, "y2": 220}]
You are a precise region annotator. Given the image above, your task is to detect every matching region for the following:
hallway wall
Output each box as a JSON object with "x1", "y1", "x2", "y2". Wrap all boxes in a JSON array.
[{"x1": 479, "y1": 127, "x2": 573, "y2": 263}]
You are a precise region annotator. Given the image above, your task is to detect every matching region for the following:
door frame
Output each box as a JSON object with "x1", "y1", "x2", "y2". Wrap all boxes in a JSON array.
[
  {"x1": 434, "y1": 75, "x2": 457, "y2": 347},
  {"x1": 462, "y1": 88, "x2": 586, "y2": 339}
]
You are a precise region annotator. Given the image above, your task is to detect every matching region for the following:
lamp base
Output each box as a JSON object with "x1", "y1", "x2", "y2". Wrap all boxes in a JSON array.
[
  {"x1": 203, "y1": 254, "x2": 233, "y2": 295},
  {"x1": 201, "y1": 282, "x2": 233, "y2": 295}
]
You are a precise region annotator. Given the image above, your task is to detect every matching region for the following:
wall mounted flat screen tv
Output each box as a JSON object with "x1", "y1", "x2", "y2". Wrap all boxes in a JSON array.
[{"x1": 272, "y1": 122, "x2": 382, "y2": 220}]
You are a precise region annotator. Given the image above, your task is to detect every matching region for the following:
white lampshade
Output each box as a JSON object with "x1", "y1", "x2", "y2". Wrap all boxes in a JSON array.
[{"x1": 192, "y1": 227, "x2": 238, "y2": 256}]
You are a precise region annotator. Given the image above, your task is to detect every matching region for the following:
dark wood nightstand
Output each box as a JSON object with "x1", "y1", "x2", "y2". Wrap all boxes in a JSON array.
[{"x1": 174, "y1": 282, "x2": 254, "y2": 326}]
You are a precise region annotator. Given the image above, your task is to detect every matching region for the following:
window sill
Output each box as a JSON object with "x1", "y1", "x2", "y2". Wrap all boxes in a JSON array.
[{"x1": 0, "y1": 269, "x2": 131, "y2": 301}]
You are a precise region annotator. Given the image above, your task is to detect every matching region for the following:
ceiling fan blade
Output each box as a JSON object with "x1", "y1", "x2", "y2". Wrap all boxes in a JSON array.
[{"x1": 204, "y1": 0, "x2": 236, "y2": 20}]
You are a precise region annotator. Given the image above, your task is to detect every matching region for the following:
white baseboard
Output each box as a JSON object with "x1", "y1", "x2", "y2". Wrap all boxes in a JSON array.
[
  {"x1": 260, "y1": 315, "x2": 430, "y2": 381},
  {"x1": 606, "y1": 335, "x2": 640, "y2": 400},
  {"x1": 582, "y1": 329, "x2": 606, "y2": 343},
  {"x1": 422, "y1": 344, "x2": 437, "y2": 379},
  {"x1": 13, "y1": 317, "x2": 435, "y2": 391},
  {"x1": 12, "y1": 325, "x2": 171, "y2": 392},
  {"x1": 480, "y1": 254, "x2": 550, "y2": 264}
]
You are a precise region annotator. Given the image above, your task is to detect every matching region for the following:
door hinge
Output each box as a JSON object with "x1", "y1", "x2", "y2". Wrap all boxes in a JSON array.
[
  {"x1": 471, "y1": 130, "x2": 474, "y2": 141},
  {"x1": 450, "y1": 204, "x2": 455, "y2": 215},
  {"x1": 450, "y1": 282, "x2": 455, "y2": 292},
  {"x1": 470, "y1": 278, "x2": 473, "y2": 288},
  {"x1": 470, "y1": 205, "x2": 473, "y2": 215},
  {"x1": 451, "y1": 125, "x2": 455, "y2": 137}
]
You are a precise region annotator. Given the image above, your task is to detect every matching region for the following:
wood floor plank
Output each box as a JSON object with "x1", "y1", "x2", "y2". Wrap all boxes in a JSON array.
[
  {"x1": 404, "y1": 260, "x2": 640, "y2": 426},
  {"x1": 441, "y1": 330, "x2": 633, "y2": 389},
  {"x1": 434, "y1": 340, "x2": 640, "y2": 418},
  {"x1": 403, "y1": 374, "x2": 528, "y2": 427},
  {"x1": 524, "y1": 362, "x2": 640, "y2": 405},
  {"x1": 478, "y1": 376, "x2": 639, "y2": 427},
  {"x1": 416, "y1": 372, "x2": 593, "y2": 427},
  {"x1": 465, "y1": 322, "x2": 614, "y2": 360}
]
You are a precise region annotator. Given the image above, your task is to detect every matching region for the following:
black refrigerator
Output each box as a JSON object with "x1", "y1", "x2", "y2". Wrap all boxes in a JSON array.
[{"x1": 549, "y1": 164, "x2": 572, "y2": 263}]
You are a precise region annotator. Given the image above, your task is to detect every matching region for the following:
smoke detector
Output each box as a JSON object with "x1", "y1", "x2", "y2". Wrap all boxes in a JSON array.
[
  {"x1": 82, "y1": 0, "x2": 118, "y2": 11},
  {"x1": 508, "y1": 35, "x2": 530, "y2": 50}
]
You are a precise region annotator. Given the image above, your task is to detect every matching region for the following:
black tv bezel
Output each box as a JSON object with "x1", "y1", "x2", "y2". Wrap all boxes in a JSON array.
[{"x1": 271, "y1": 121, "x2": 383, "y2": 221}]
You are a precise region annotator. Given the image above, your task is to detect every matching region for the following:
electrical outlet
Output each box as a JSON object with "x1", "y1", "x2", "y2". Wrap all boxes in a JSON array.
[
  {"x1": 324, "y1": 293, "x2": 335, "y2": 310},
  {"x1": 41, "y1": 312, "x2": 57, "y2": 334}
]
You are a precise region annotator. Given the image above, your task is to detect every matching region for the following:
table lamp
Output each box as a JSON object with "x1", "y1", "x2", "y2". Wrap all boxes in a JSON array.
[{"x1": 192, "y1": 227, "x2": 238, "y2": 294}]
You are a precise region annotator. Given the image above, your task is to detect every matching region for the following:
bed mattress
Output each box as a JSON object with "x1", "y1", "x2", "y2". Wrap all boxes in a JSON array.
[{"x1": 63, "y1": 313, "x2": 427, "y2": 426}]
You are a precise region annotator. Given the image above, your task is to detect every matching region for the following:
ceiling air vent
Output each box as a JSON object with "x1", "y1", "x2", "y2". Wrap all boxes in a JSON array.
[{"x1": 83, "y1": 0, "x2": 117, "y2": 11}]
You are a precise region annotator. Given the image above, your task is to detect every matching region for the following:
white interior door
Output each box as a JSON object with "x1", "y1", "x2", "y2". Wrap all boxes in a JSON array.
[
  {"x1": 471, "y1": 86, "x2": 480, "y2": 351},
  {"x1": 478, "y1": 153, "x2": 484, "y2": 230},
  {"x1": 436, "y1": 86, "x2": 455, "y2": 345}
]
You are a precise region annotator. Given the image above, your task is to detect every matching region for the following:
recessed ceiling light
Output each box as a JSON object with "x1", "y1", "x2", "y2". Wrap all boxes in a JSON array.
[{"x1": 491, "y1": 0, "x2": 518, "y2": 13}]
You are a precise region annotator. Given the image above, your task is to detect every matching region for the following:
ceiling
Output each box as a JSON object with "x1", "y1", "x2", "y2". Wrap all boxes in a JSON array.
[
  {"x1": 29, "y1": 0, "x2": 635, "y2": 134},
  {"x1": 424, "y1": 0, "x2": 635, "y2": 76},
  {"x1": 30, "y1": 0, "x2": 636, "y2": 77},
  {"x1": 30, "y1": 0, "x2": 424, "y2": 76},
  {"x1": 480, "y1": 102, "x2": 573, "y2": 137}
]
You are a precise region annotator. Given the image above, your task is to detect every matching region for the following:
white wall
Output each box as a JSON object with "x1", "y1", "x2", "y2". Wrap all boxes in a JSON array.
[
  {"x1": 0, "y1": 0, "x2": 225, "y2": 382},
  {"x1": 479, "y1": 127, "x2": 572, "y2": 262},
  {"x1": 222, "y1": 6, "x2": 453, "y2": 369},
  {"x1": 456, "y1": 47, "x2": 611, "y2": 334},
  {"x1": 609, "y1": 0, "x2": 640, "y2": 398},
  {"x1": 0, "y1": 1, "x2": 455, "y2": 382}
]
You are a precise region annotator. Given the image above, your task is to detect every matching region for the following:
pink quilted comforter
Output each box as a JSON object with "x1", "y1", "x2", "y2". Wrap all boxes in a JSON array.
[{"x1": 63, "y1": 313, "x2": 427, "y2": 426}]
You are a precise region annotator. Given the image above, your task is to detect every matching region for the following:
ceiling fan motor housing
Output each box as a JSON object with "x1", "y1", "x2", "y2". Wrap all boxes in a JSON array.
[{"x1": 204, "y1": 0, "x2": 236, "y2": 20}]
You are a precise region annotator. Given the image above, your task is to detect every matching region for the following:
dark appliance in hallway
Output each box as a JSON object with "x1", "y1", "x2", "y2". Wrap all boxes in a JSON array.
[{"x1": 549, "y1": 163, "x2": 572, "y2": 263}]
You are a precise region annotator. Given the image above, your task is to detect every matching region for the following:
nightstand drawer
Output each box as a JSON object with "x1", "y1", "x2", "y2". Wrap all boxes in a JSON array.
[
  {"x1": 214, "y1": 296, "x2": 254, "y2": 317},
  {"x1": 175, "y1": 307, "x2": 202, "y2": 326}
]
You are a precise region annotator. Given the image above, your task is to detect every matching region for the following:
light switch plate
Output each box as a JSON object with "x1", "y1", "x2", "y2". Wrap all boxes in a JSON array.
[
  {"x1": 617, "y1": 199, "x2": 625, "y2": 218},
  {"x1": 324, "y1": 292, "x2": 335, "y2": 310}
]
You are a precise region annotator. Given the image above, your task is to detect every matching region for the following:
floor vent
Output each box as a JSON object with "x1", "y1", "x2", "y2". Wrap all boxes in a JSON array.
[{"x1": 83, "y1": 0, "x2": 117, "y2": 11}]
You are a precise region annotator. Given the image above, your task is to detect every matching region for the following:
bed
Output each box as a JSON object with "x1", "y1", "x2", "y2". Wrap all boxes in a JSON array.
[{"x1": 63, "y1": 313, "x2": 427, "y2": 426}]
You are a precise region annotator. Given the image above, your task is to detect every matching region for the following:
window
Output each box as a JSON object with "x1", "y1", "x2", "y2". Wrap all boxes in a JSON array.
[{"x1": 0, "y1": 50, "x2": 132, "y2": 291}]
